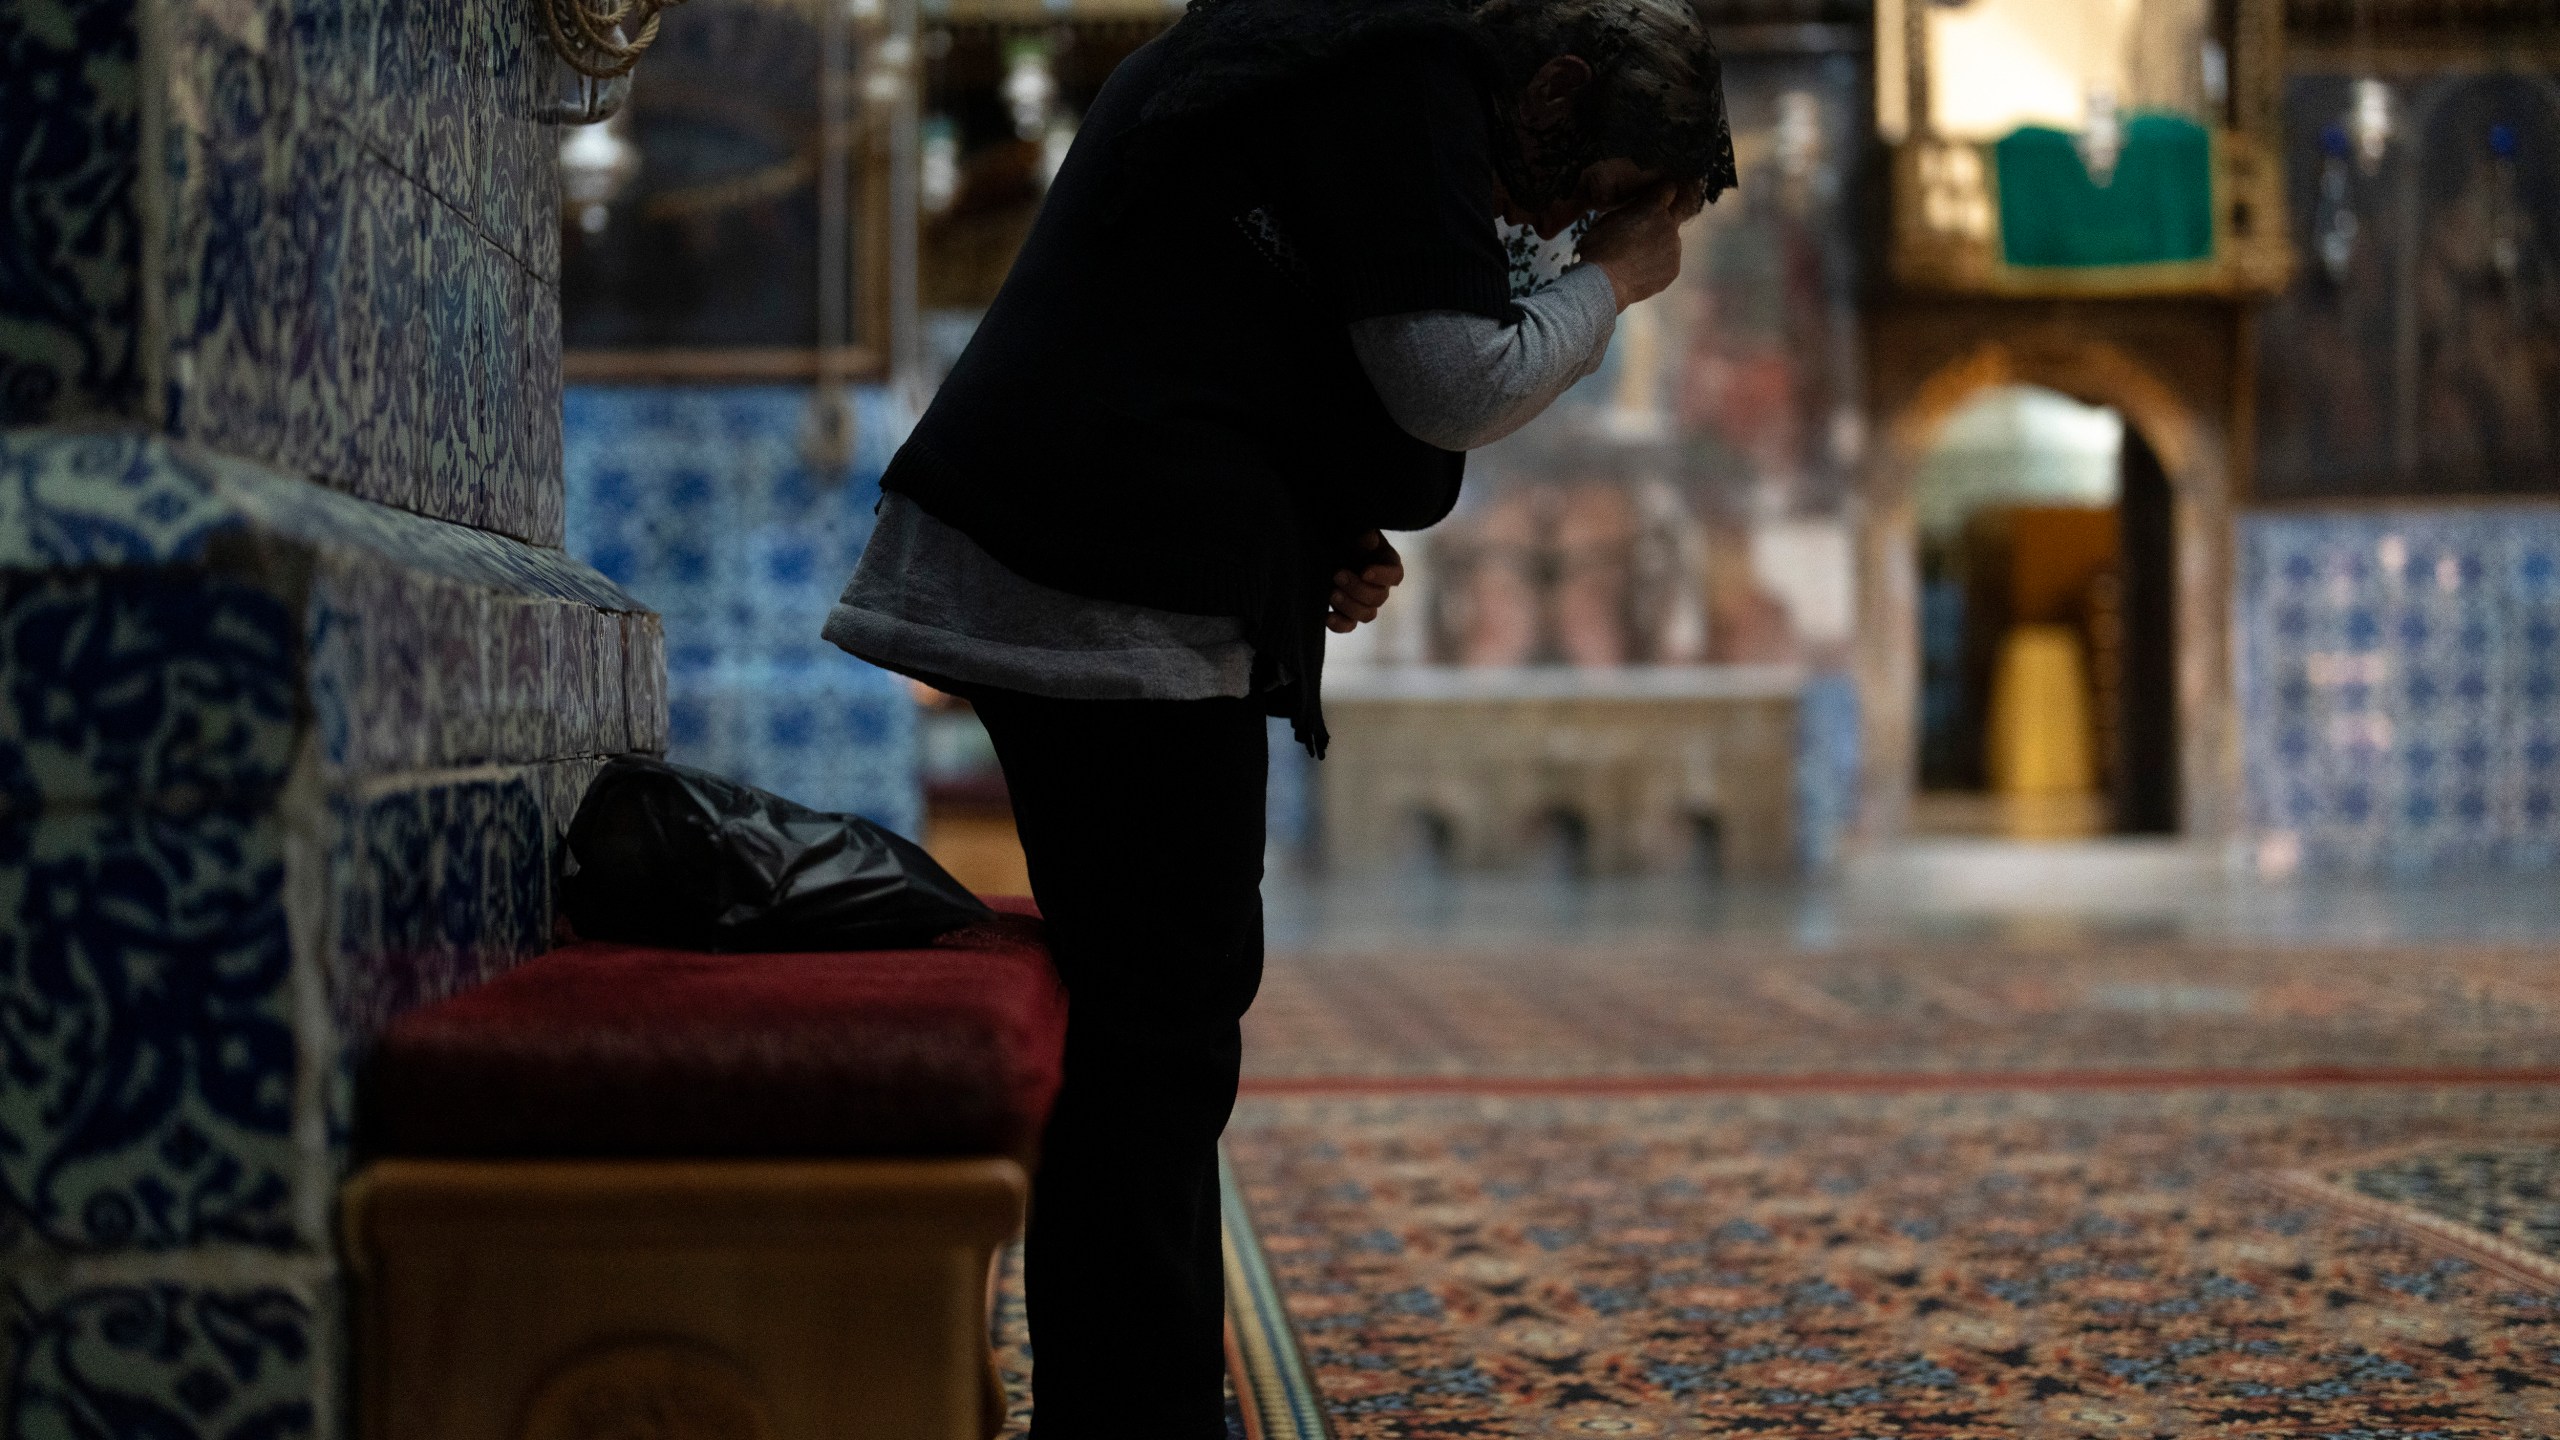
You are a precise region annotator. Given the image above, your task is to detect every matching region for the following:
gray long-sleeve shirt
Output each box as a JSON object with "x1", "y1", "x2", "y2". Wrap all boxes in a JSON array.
[{"x1": 822, "y1": 263, "x2": 1618, "y2": 700}]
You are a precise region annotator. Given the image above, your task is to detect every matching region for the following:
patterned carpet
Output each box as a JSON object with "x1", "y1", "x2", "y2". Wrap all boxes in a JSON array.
[
  {"x1": 1242, "y1": 941, "x2": 2560, "y2": 1080},
  {"x1": 1224, "y1": 1088, "x2": 2560, "y2": 1438},
  {"x1": 1214, "y1": 937, "x2": 2560, "y2": 1437}
]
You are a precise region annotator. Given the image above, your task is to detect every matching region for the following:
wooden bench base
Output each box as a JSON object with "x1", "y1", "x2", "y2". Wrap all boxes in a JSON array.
[{"x1": 344, "y1": 1158, "x2": 1026, "y2": 1440}]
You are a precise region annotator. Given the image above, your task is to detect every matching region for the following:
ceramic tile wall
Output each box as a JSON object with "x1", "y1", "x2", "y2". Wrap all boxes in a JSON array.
[
  {"x1": 2, "y1": 0, "x2": 565, "y2": 545},
  {"x1": 8, "y1": 0, "x2": 627, "y2": 1421},
  {"x1": 3, "y1": 437, "x2": 650, "y2": 1429},
  {"x1": 0, "y1": 0, "x2": 147, "y2": 425},
  {"x1": 8, "y1": 1262, "x2": 339, "y2": 1439},
  {"x1": 2237, "y1": 505, "x2": 2560, "y2": 875},
  {"x1": 2, "y1": 426, "x2": 654, "y2": 1236},
  {"x1": 565, "y1": 385, "x2": 923, "y2": 837}
]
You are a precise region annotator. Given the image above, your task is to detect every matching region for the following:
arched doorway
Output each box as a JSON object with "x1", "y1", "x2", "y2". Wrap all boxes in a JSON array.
[
  {"x1": 1907, "y1": 386, "x2": 2179, "y2": 839},
  {"x1": 1854, "y1": 329, "x2": 2237, "y2": 847}
]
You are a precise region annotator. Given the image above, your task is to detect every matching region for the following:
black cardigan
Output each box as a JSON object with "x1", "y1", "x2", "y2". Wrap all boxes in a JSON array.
[{"x1": 880, "y1": 19, "x2": 1517, "y2": 756}]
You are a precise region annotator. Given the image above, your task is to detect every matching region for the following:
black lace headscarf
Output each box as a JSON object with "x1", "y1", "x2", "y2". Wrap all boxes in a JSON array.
[{"x1": 1132, "y1": 0, "x2": 1737, "y2": 209}]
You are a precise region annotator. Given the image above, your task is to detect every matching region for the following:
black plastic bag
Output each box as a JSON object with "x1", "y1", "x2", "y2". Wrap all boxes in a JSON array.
[{"x1": 560, "y1": 756, "x2": 992, "y2": 951}]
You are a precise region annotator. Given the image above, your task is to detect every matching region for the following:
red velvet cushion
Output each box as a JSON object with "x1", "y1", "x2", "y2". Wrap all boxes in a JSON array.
[{"x1": 364, "y1": 898, "x2": 1065, "y2": 1160}]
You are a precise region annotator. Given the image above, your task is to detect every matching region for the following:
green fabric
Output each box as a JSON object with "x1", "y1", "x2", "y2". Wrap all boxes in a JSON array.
[{"x1": 1995, "y1": 113, "x2": 2214, "y2": 268}]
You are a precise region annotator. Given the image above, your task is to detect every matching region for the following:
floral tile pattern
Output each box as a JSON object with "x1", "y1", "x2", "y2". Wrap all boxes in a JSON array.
[
  {"x1": 4, "y1": 0, "x2": 567, "y2": 543},
  {"x1": 6, "y1": 1263, "x2": 332, "y2": 1440},
  {"x1": 2238, "y1": 506, "x2": 2560, "y2": 875},
  {"x1": 0, "y1": 430, "x2": 636, "y2": 609},
  {"x1": 2, "y1": 803, "x2": 300, "y2": 1255},
  {"x1": 1226, "y1": 1087, "x2": 2560, "y2": 1438},
  {"x1": 0, "y1": 0, "x2": 146, "y2": 427},
  {"x1": 305, "y1": 561, "x2": 637, "y2": 778},
  {"x1": 0, "y1": 556, "x2": 642, "y2": 1258},
  {"x1": 327, "y1": 770, "x2": 551, "y2": 1045},
  {"x1": 0, "y1": 574, "x2": 304, "y2": 1255},
  {"x1": 0, "y1": 571, "x2": 298, "y2": 814},
  {"x1": 565, "y1": 385, "x2": 923, "y2": 835},
  {"x1": 9, "y1": 0, "x2": 644, "y2": 1431}
]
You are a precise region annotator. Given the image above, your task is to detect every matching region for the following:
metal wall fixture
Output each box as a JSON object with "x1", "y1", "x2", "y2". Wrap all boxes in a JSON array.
[{"x1": 537, "y1": 0, "x2": 692, "y2": 79}]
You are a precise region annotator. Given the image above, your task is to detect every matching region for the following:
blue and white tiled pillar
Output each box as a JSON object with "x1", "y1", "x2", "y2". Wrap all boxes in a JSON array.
[{"x1": 2, "y1": 0, "x2": 661, "y2": 1431}]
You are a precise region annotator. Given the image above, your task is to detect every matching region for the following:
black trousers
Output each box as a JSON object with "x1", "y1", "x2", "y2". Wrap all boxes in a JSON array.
[{"x1": 970, "y1": 688, "x2": 1270, "y2": 1440}]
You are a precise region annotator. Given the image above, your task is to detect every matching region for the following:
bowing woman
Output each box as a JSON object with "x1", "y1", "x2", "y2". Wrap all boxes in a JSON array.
[{"x1": 824, "y1": 0, "x2": 1733, "y2": 1431}]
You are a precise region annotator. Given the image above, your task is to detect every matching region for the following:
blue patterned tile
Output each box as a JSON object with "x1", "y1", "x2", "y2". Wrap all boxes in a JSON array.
[
  {"x1": 550, "y1": 597, "x2": 600, "y2": 754},
  {"x1": 0, "y1": 572, "x2": 307, "y2": 1256},
  {"x1": 665, "y1": 656, "x2": 921, "y2": 835},
  {"x1": 485, "y1": 0, "x2": 537, "y2": 124},
  {"x1": 0, "y1": 430, "x2": 231, "y2": 566},
  {"x1": 7, "y1": 1269, "x2": 327, "y2": 1438},
  {"x1": 365, "y1": 0, "x2": 424, "y2": 170},
  {"x1": 489, "y1": 595, "x2": 557, "y2": 762},
  {"x1": 523, "y1": 275, "x2": 565, "y2": 542},
  {"x1": 331, "y1": 146, "x2": 388, "y2": 505},
  {"x1": 328, "y1": 770, "x2": 547, "y2": 1043},
  {"x1": 274, "y1": 117, "x2": 361, "y2": 491},
  {"x1": 417, "y1": 203, "x2": 474, "y2": 527},
  {"x1": 2238, "y1": 505, "x2": 2560, "y2": 875},
  {"x1": 471, "y1": 253, "x2": 528, "y2": 539},
  {"x1": 525, "y1": 119, "x2": 562, "y2": 284},
  {"x1": 1, "y1": 806, "x2": 299, "y2": 1252},
  {"x1": 484, "y1": 112, "x2": 525, "y2": 269},
  {"x1": 161, "y1": 12, "x2": 285, "y2": 465},
  {"x1": 0, "y1": 0, "x2": 147, "y2": 427},
  {"x1": 411, "y1": 0, "x2": 480, "y2": 218},
  {"x1": 564, "y1": 385, "x2": 918, "y2": 823},
  {"x1": 536, "y1": 755, "x2": 605, "y2": 844},
  {"x1": 588, "y1": 605, "x2": 629, "y2": 754},
  {"x1": 285, "y1": 0, "x2": 376, "y2": 127},
  {"x1": 353, "y1": 153, "x2": 422, "y2": 512},
  {"x1": 0, "y1": 430, "x2": 639, "y2": 610},
  {"x1": 424, "y1": 578, "x2": 496, "y2": 765},
  {"x1": 0, "y1": 571, "x2": 297, "y2": 815},
  {"x1": 325, "y1": 560, "x2": 432, "y2": 774},
  {"x1": 623, "y1": 610, "x2": 667, "y2": 754}
]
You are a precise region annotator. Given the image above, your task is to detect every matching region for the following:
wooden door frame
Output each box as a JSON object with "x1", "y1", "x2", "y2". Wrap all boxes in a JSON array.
[{"x1": 1855, "y1": 304, "x2": 2244, "y2": 848}]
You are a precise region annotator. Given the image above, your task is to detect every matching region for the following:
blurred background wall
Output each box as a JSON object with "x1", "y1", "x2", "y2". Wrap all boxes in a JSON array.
[
  {"x1": 2237, "y1": 36, "x2": 2560, "y2": 875},
  {"x1": 562, "y1": 386, "x2": 921, "y2": 836},
  {"x1": 546, "y1": 0, "x2": 2560, "y2": 884}
]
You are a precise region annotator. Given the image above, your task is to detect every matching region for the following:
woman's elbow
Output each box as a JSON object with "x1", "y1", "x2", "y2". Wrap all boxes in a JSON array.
[{"x1": 1386, "y1": 406, "x2": 1491, "y2": 453}]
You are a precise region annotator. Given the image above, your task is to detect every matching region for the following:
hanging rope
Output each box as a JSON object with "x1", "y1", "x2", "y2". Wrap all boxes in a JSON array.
[{"x1": 537, "y1": 0, "x2": 689, "y2": 80}]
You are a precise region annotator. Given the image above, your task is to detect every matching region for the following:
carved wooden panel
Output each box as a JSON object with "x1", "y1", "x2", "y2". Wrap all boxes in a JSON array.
[{"x1": 519, "y1": 1343, "x2": 773, "y2": 1440}]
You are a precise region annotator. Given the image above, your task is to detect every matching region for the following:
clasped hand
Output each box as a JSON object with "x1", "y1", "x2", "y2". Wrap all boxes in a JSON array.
[{"x1": 1326, "y1": 531, "x2": 1405, "y2": 634}]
